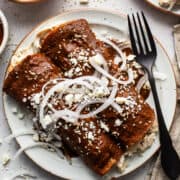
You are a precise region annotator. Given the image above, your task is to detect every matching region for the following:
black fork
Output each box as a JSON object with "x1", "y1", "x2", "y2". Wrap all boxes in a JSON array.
[{"x1": 128, "y1": 12, "x2": 180, "y2": 180}]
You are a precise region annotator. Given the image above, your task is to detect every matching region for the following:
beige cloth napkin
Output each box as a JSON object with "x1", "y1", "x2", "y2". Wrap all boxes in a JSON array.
[
  {"x1": 174, "y1": 24, "x2": 180, "y2": 101},
  {"x1": 147, "y1": 25, "x2": 180, "y2": 180}
]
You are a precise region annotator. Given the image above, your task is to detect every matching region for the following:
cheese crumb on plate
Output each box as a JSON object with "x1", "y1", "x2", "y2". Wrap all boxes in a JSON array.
[{"x1": 1, "y1": 153, "x2": 11, "y2": 166}]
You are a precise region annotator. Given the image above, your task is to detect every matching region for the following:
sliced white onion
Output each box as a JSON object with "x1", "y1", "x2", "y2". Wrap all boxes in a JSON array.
[
  {"x1": 90, "y1": 53, "x2": 109, "y2": 72},
  {"x1": 3, "y1": 131, "x2": 34, "y2": 143},
  {"x1": 41, "y1": 77, "x2": 65, "y2": 96},
  {"x1": 39, "y1": 79, "x2": 94, "y2": 128},
  {"x1": 53, "y1": 133, "x2": 62, "y2": 141},
  {"x1": 13, "y1": 142, "x2": 64, "y2": 160},
  {"x1": 136, "y1": 73, "x2": 148, "y2": 92},
  {"x1": 39, "y1": 75, "x2": 120, "y2": 126},
  {"x1": 55, "y1": 76, "x2": 107, "y2": 102},
  {"x1": 114, "y1": 55, "x2": 122, "y2": 65},
  {"x1": 76, "y1": 83, "x2": 118, "y2": 119},
  {"x1": 75, "y1": 76, "x2": 106, "y2": 87},
  {"x1": 89, "y1": 58, "x2": 134, "y2": 85},
  {"x1": 76, "y1": 99, "x2": 106, "y2": 114},
  {"x1": 38, "y1": 53, "x2": 133, "y2": 127},
  {"x1": 39, "y1": 75, "x2": 110, "y2": 127},
  {"x1": 51, "y1": 109, "x2": 79, "y2": 124},
  {"x1": 93, "y1": 71, "x2": 101, "y2": 78},
  {"x1": 5, "y1": 172, "x2": 37, "y2": 180},
  {"x1": 100, "y1": 38, "x2": 127, "y2": 70},
  {"x1": 111, "y1": 102, "x2": 123, "y2": 113}
]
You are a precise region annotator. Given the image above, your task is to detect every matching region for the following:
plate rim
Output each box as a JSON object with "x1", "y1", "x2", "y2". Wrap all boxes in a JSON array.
[
  {"x1": 145, "y1": 0, "x2": 180, "y2": 17},
  {"x1": 2, "y1": 8, "x2": 178, "y2": 179}
]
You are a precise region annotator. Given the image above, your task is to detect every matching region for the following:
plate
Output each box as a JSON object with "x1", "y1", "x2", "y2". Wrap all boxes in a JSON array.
[
  {"x1": 3, "y1": 9, "x2": 177, "y2": 180},
  {"x1": 145, "y1": 0, "x2": 180, "y2": 16}
]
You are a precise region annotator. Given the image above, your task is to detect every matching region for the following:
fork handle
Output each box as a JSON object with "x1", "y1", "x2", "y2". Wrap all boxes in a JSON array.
[
  {"x1": 149, "y1": 73, "x2": 180, "y2": 179},
  {"x1": 148, "y1": 74, "x2": 172, "y2": 147}
]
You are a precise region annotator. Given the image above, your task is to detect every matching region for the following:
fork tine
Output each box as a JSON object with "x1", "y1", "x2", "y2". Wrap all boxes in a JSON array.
[
  {"x1": 141, "y1": 12, "x2": 157, "y2": 54},
  {"x1": 137, "y1": 12, "x2": 149, "y2": 54},
  {"x1": 132, "y1": 14, "x2": 144, "y2": 54},
  {"x1": 128, "y1": 15, "x2": 138, "y2": 55}
]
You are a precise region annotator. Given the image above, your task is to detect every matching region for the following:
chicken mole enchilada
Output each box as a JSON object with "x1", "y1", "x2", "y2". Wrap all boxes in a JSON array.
[{"x1": 3, "y1": 19, "x2": 158, "y2": 175}]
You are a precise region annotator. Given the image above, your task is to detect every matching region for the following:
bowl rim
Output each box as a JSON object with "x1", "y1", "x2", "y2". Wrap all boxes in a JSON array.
[{"x1": 0, "y1": 9, "x2": 9, "y2": 55}]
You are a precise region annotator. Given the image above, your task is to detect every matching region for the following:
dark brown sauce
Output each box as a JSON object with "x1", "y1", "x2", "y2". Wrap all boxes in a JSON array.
[
  {"x1": 140, "y1": 85, "x2": 150, "y2": 100},
  {"x1": 61, "y1": 141, "x2": 78, "y2": 158},
  {"x1": 0, "y1": 22, "x2": 3, "y2": 45}
]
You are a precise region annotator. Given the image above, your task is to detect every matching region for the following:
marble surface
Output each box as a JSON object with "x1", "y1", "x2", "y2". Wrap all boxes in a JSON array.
[{"x1": 0, "y1": 0, "x2": 179, "y2": 179}]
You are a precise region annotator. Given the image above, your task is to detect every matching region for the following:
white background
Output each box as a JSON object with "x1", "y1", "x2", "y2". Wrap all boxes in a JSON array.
[{"x1": 0, "y1": 0, "x2": 179, "y2": 179}]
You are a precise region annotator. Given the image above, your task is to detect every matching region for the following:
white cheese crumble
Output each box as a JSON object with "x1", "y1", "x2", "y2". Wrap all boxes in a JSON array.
[
  {"x1": 115, "y1": 97, "x2": 126, "y2": 104},
  {"x1": 18, "y1": 113, "x2": 24, "y2": 120},
  {"x1": 22, "y1": 98, "x2": 27, "y2": 103},
  {"x1": 33, "y1": 134, "x2": 39, "y2": 142},
  {"x1": 75, "y1": 67, "x2": 81, "y2": 73},
  {"x1": 132, "y1": 61, "x2": 142, "y2": 69},
  {"x1": 100, "y1": 121, "x2": 109, "y2": 132},
  {"x1": 115, "y1": 97, "x2": 135, "y2": 106},
  {"x1": 65, "y1": 94, "x2": 74, "y2": 106},
  {"x1": 133, "y1": 71, "x2": 139, "y2": 79},
  {"x1": 87, "y1": 132, "x2": 94, "y2": 141},
  {"x1": 74, "y1": 94, "x2": 83, "y2": 103},
  {"x1": 137, "y1": 133, "x2": 156, "y2": 151},
  {"x1": 32, "y1": 117, "x2": 38, "y2": 122},
  {"x1": 31, "y1": 93, "x2": 41, "y2": 105},
  {"x1": 1, "y1": 153, "x2": 11, "y2": 166},
  {"x1": 42, "y1": 115, "x2": 53, "y2": 128},
  {"x1": 90, "y1": 54, "x2": 104, "y2": 66},
  {"x1": 153, "y1": 71, "x2": 167, "y2": 81},
  {"x1": 11, "y1": 107, "x2": 18, "y2": 114},
  {"x1": 127, "y1": 54, "x2": 136, "y2": 61},
  {"x1": 144, "y1": 81, "x2": 151, "y2": 90},
  {"x1": 93, "y1": 86, "x2": 109, "y2": 98},
  {"x1": 115, "y1": 119, "x2": 123, "y2": 126},
  {"x1": 70, "y1": 58, "x2": 78, "y2": 65},
  {"x1": 117, "y1": 155, "x2": 126, "y2": 172},
  {"x1": 64, "y1": 69, "x2": 74, "y2": 78}
]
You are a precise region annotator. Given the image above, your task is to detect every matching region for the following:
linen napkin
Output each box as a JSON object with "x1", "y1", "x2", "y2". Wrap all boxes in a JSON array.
[
  {"x1": 174, "y1": 24, "x2": 180, "y2": 101},
  {"x1": 146, "y1": 25, "x2": 180, "y2": 180}
]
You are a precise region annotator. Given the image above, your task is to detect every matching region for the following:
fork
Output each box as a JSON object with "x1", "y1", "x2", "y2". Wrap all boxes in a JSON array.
[{"x1": 128, "y1": 12, "x2": 180, "y2": 180}]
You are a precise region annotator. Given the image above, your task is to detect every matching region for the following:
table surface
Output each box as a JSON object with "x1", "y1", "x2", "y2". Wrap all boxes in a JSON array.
[{"x1": 0, "y1": 0, "x2": 179, "y2": 179}]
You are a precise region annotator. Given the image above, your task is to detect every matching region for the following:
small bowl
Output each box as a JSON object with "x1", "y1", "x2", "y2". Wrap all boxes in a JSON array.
[{"x1": 0, "y1": 10, "x2": 9, "y2": 55}]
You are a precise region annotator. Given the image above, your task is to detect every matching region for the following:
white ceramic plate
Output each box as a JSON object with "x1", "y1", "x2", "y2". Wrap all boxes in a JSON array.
[
  {"x1": 3, "y1": 9, "x2": 177, "y2": 180},
  {"x1": 145, "y1": 0, "x2": 180, "y2": 16}
]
